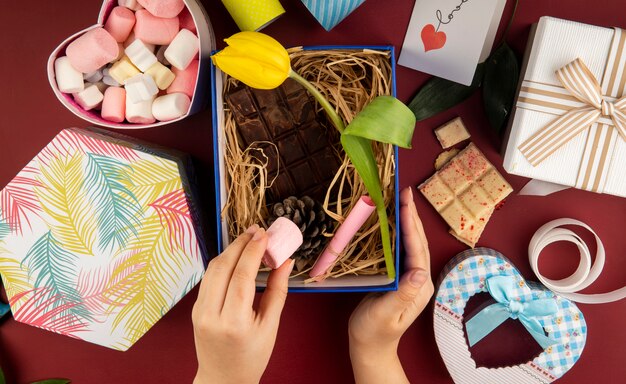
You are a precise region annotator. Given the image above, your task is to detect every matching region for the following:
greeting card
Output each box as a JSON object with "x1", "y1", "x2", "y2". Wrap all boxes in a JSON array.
[{"x1": 399, "y1": 0, "x2": 506, "y2": 85}]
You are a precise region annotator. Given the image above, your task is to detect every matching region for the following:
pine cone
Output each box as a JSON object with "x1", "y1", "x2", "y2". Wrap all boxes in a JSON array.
[{"x1": 267, "y1": 196, "x2": 333, "y2": 260}]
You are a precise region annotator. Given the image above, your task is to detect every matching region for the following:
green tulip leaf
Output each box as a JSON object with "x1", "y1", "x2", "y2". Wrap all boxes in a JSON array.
[
  {"x1": 1, "y1": 366, "x2": 5, "y2": 384},
  {"x1": 408, "y1": 63, "x2": 485, "y2": 121},
  {"x1": 483, "y1": 42, "x2": 520, "y2": 133},
  {"x1": 30, "y1": 379, "x2": 71, "y2": 384},
  {"x1": 343, "y1": 96, "x2": 415, "y2": 148},
  {"x1": 341, "y1": 96, "x2": 417, "y2": 280}
]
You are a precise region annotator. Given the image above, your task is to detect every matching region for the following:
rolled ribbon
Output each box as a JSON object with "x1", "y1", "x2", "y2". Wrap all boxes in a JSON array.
[
  {"x1": 309, "y1": 196, "x2": 376, "y2": 278},
  {"x1": 529, "y1": 218, "x2": 626, "y2": 304},
  {"x1": 465, "y1": 275, "x2": 558, "y2": 349},
  {"x1": 221, "y1": 0, "x2": 285, "y2": 32},
  {"x1": 301, "y1": 0, "x2": 366, "y2": 31}
]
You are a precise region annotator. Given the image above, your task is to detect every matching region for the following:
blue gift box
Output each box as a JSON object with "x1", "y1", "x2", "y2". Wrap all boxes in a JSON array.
[{"x1": 211, "y1": 45, "x2": 400, "y2": 292}]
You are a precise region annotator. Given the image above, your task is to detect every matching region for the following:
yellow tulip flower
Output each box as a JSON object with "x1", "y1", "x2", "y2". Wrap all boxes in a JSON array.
[{"x1": 211, "y1": 31, "x2": 291, "y2": 90}]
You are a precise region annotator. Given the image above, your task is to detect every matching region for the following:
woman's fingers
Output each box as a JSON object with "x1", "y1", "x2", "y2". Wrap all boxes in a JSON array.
[
  {"x1": 258, "y1": 259, "x2": 294, "y2": 327},
  {"x1": 222, "y1": 229, "x2": 268, "y2": 318},
  {"x1": 400, "y1": 187, "x2": 430, "y2": 274},
  {"x1": 371, "y1": 267, "x2": 430, "y2": 321},
  {"x1": 197, "y1": 225, "x2": 259, "y2": 314}
]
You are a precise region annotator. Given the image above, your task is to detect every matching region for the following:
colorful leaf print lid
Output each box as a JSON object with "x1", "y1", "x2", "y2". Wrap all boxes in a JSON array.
[{"x1": 0, "y1": 128, "x2": 208, "y2": 350}]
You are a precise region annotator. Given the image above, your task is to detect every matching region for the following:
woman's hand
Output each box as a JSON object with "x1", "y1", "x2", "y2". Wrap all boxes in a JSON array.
[
  {"x1": 348, "y1": 187, "x2": 434, "y2": 384},
  {"x1": 192, "y1": 225, "x2": 295, "y2": 384}
]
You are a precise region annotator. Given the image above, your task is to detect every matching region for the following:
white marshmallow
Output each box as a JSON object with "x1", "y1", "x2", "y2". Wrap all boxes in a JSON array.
[
  {"x1": 84, "y1": 68, "x2": 104, "y2": 83},
  {"x1": 164, "y1": 29, "x2": 199, "y2": 70},
  {"x1": 156, "y1": 45, "x2": 170, "y2": 66},
  {"x1": 152, "y1": 93, "x2": 190, "y2": 121},
  {"x1": 126, "y1": 96, "x2": 155, "y2": 124},
  {"x1": 86, "y1": 81, "x2": 108, "y2": 93},
  {"x1": 73, "y1": 84, "x2": 104, "y2": 111},
  {"x1": 125, "y1": 40, "x2": 158, "y2": 72},
  {"x1": 125, "y1": 73, "x2": 159, "y2": 104},
  {"x1": 118, "y1": 0, "x2": 143, "y2": 11},
  {"x1": 55, "y1": 56, "x2": 84, "y2": 93},
  {"x1": 124, "y1": 31, "x2": 155, "y2": 52}
]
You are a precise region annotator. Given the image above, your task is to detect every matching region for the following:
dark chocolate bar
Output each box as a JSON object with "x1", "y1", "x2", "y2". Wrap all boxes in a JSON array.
[{"x1": 225, "y1": 79, "x2": 342, "y2": 202}]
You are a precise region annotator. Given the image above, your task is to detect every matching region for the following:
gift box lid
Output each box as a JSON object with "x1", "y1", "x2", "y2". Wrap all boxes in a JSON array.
[
  {"x1": 0, "y1": 127, "x2": 208, "y2": 350},
  {"x1": 503, "y1": 16, "x2": 626, "y2": 197}
]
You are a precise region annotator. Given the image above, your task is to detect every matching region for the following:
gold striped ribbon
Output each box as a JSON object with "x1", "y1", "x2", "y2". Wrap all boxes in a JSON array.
[{"x1": 517, "y1": 28, "x2": 626, "y2": 193}]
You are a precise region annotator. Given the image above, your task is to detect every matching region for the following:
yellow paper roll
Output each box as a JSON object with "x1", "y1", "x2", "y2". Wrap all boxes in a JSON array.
[{"x1": 222, "y1": 0, "x2": 285, "y2": 31}]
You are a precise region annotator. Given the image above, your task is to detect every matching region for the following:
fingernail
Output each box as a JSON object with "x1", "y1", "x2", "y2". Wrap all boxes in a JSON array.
[
  {"x1": 252, "y1": 228, "x2": 265, "y2": 241},
  {"x1": 408, "y1": 186, "x2": 414, "y2": 200},
  {"x1": 409, "y1": 268, "x2": 428, "y2": 287},
  {"x1": 245, "y1": 224, "x2": 259, "y2": 234}
]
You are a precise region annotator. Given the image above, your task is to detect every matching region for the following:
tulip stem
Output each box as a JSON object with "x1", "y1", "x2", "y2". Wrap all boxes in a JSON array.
[{"x1": 289, "y1": 70, "x2": 345, "y2": 133}]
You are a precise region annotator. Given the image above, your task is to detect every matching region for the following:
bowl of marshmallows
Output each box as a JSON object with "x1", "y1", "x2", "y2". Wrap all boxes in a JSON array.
[{"x1": 48, "y1": 0, "x2": 215, "y2": 129}]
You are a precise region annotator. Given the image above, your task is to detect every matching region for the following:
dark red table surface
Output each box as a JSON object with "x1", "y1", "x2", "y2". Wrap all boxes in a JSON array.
[{"x1": 0, "y1": 1, "x2": 625, "y2": 383}]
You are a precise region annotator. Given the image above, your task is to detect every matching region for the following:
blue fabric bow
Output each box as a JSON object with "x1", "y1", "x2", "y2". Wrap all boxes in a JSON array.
[{"x1": 465, "y1": 275, "x2": 558, "y2": 349}]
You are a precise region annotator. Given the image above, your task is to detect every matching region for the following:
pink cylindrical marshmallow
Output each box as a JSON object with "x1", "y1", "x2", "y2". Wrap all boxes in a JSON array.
[
  {"x1": 102, "y1": 87, "x2": 126, "y2": 123},
  {"x1": 262, "y1": 218, "x2": 304, "y2": 269},
  {"x1": 178, "y1": 7, "x2": 197, "y2": 34},
  {"x1": 134, "y1": 9, "x2": 180, "y2": 45},
  {"x1": 167, "y1": 59, "x2": 198, "y2": 98},
  {"x1": 138, "y1": 0, "x2": 185, "y2": 18},
  {"x1": 66, "y1": 28, "x2": 119, "y2": 73},
  {"x1": 104, "y1": 6, "x2": 136, "y2": 43},
  {"x1": 310, "y1": 196, "x2": 376, "y2": 278}
]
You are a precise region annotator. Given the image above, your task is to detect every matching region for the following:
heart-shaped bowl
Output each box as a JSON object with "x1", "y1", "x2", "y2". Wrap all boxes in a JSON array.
[
  {"x1": 47, "y1": 0, "x2": 215, "y2": 129},
  {"x1": 433, "y1": 248, "x2": 587, "y2": 384}
]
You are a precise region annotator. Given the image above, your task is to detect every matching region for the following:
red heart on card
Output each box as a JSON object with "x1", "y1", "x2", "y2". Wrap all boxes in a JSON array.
[{"x1": 421, "y1": 24, "x2": 446, "y2": 52}]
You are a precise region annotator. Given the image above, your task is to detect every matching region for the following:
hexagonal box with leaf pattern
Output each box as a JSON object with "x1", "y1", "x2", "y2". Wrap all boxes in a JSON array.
[{"x1": 0, "y1": 128, "x2": 208, "y2": 350}]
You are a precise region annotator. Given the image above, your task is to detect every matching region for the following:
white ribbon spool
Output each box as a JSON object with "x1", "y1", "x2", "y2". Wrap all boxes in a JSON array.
[{"x1": 529, "y1": 218, "x2": 626, "y2": 304}]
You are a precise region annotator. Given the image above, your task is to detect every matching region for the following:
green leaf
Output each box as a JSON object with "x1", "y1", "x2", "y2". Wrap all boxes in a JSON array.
[
  {"x1": 482, "y1": 42, "x2": 520, "y2": 133},
  {"x1": 0, "y1": 365, "x2": 5, "y2": 384},
  {"x1": 30, "y1": 379, "x2": 71, "y2": 384},
  {"x1": 343, "y1": 96, "x2": 416, "y2": 148},
  {"x1": 408, "y1": 64, "x2": 484, "y2": 121},
  {"x1": 342, "y1": 96, "x2": 417, "y2": 280}
]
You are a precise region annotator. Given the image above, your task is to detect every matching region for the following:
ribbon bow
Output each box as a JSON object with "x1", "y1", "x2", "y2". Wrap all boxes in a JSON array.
[
  {"x1": 465, "y1": 275, "x2": 558, "y2": 349},
  {"x1": 519, "y1": 58, "x2": 626, "y2": 166}
]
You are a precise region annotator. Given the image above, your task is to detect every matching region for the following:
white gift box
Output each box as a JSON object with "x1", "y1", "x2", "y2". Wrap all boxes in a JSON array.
[{"x1": 503, "y1": 16, "x2": 626, "y2": 198}]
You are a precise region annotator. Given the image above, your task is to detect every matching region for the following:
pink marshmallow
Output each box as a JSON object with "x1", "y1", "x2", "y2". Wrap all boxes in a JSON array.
[
  {"x1": 101, "y1": 87, "x2": 126, "y2": 123},
  {"x1": 104, "y1": 6, "x2": 136, "y2": 43},
  {"x1": 137, "y1": 0, "x2": 185, "y2": 18},
  {"x1": 66, "y1": 28, "x2": 119, "y2": 73},
  {"x1": 166, "y1": 59, "x2": 198, "y2": 98},
  {"x1": 134, "y1": 9, "x2": 180, "y2": 45},
  {"x1": 178, "y1": 7, "x2": 197, "y2": 34},
  {"x1": 262, "y1": 218, "x2": 303, "y2": 269},
  {"x1": 310, "y1": 196, "x2": 376, "y2": 278}
]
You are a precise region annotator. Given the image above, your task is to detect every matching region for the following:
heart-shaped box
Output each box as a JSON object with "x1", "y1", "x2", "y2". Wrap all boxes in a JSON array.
[
  {"x1": 434, "y1": 248, "x2": 587, "y2": 383},
  {"x1": 47, "y1": 0, "x2": 216, "y2": 129}
]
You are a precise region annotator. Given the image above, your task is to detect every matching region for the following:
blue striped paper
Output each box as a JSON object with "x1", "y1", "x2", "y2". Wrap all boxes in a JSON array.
[{"x1": 301, "y1": 0, "x2": 366, "y2": 31}]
